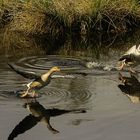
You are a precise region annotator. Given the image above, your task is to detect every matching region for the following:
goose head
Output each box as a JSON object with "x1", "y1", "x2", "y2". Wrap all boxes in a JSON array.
[
  {"x1": 50, "y1": 66, "x2": 60, "y2": 72},
  {"x1": 41, "y1": 66, "x2": 60, "y2": 82}
]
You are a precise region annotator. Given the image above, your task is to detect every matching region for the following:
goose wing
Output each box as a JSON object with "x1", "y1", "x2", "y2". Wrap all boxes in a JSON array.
[
  {"x1": 125, "y1": 45, "x2": 136, "y2": 55},
  {"x1": 8, "y1": 63, "x2": 41, "y2": 79},
  {"x1": 119, "y1": 45, "x2": 136, "y2": 61},
  {"x1": 119, "y1": 54, "x2": 132, "y2": 62}
]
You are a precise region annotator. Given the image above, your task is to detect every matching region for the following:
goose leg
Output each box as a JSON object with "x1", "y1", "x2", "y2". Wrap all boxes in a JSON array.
[
  {"x1": 32, "y1": 90, "x2": 36, "y2": 98},
  {"x1": 20, "y1": 87, "x2": 30, "y2": 97},
  {"x1": 118, "y1": 62, "x2": 125, "y2": 70}
]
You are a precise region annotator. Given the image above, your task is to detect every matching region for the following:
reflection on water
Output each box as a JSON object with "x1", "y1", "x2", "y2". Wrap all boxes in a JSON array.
[
  {"x1": 118, "y1": 72, "x2": 140, "y2": 103},
  {"x1": 1, "y1": 29, "x2": 140, "y2": 60},
  {"x1": 8, "y1": 99, "x2": 86, "y2": 140}
]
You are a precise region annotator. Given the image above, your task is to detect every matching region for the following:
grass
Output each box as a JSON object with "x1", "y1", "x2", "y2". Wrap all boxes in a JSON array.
[
  {"x1": 0, "y1": 0, "x2": 140, "y2": 50},
  {"x1": 0, "y1": 0, "x2": 140, "y2": 34}
]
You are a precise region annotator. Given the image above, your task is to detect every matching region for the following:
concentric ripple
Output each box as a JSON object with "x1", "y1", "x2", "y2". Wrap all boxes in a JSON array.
[
  {"x1": 9, "y1": 55, "x2": 122, "y2": 78},
  {"x1": 15, "y1": 55, "x2": 86, "y2": 73},
  {"x1": 41, "y1": 87, "x2": 71, "y2": 104},
  {"x1": 40, "y1": 87, "x2": 92, "y2": 108},
  {"x1": 70, "y1": 89, "x2": 92, "y2": 103}
]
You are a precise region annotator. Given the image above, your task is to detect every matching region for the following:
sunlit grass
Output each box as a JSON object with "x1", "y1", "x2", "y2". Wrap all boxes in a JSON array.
[{"x1": 0, "y1": 0, "x2": 140, "y2": 33}]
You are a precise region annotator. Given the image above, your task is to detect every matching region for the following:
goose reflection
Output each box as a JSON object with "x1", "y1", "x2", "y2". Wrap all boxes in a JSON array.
[
  {"x1": 8, "y1": 100, "x2": 86, "y2": 140},
  {"x1": 118, "y1": 72, "x2": 140, "y2": 103}
]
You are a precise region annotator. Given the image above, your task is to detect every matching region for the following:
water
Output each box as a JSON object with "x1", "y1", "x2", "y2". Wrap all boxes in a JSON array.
[{"x1": 0, "y1": 30, "x2": 140, "y2": 140}]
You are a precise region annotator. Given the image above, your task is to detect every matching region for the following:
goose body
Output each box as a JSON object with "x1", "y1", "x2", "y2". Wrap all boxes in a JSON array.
[
  {"x1": 8, "y1": 63, "x2": 60, "y2": 97},
  {"x1": 23, "y1": 66, "x2": 60, "y2": 97},
  {"x1": 119, "y1": 45, "x2": 140, "y2": 72},
  {"x1": 27, "y1": 67, "x2": 59, "y2": 90}
]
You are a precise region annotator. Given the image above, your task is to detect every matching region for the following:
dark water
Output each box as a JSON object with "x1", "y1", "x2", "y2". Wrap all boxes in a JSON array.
[{"x1": 0, "y1": 30, "x2": 140, "y2": 140}]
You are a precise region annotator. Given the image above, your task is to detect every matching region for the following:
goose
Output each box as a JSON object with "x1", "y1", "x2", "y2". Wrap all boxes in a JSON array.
[
  {"x1": 118, "y1": 44, "x2": 140, "y2": 72},
  {"x1": 8, "y1": 63, "x2": 60, "y2": 97},
  {"x1": 23, "y1": 66, "x2": 60, "y2": 97}
]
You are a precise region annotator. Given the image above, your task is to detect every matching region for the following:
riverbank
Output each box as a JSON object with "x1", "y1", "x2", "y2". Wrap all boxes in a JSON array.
[{"x1": 0, "y1": 0, "x2": 140, "y2": 51}]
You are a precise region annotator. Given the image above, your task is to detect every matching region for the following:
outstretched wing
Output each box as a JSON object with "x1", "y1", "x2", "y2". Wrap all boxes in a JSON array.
[
  {"x1": 125, "y1": 45, "x2": 136, "y2": 55},
  {"x1": 119, "y1": 54, "x2": 132, "y2": 62},
  {"x1": 8, "y1": 63, "x2": 41, "y2": 79},
  {"x1": 8, "y1": 114, "x2": 41, "y2": 140},
  {"x1": 8, "y1": 63, "x2": 78, "y2": 80},
  {"x1": 119, "y1": 45, "x2": 136, "y2": 61}
]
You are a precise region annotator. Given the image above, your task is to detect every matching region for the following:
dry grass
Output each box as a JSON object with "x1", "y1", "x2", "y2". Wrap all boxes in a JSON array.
[
  {"x1": 10, "y1": 11, "x2": 47, "y2": 34},
  {"x1": 99, "y1": 0, "x2": 140, "y2": 30},
  {"x1": 0, "y1": 0, "x2": 140, "y2": 51},
  {"x1": 0, "y1": 0, "x2": 140, "y2": 33},
  {"x1": 51, "y1": 0, "x2": 94, "y2": 25}
]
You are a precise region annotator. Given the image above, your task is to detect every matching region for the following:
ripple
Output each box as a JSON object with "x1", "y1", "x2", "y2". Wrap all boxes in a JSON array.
[
  {"x1": 0, "y1": 90, "x2": 20, "y2": 100},
  {"x1": 70, "y1": 90, "x2": 92, "y2": 103},
  {"x1": 0, "y1": 87, "x2": 92, "y2": 109},
  {"x1": 40, "y1": 87, "x2": 92, "y2": 108},
  {"x1": 14, "y1": 56, "x2": 86, "y2": 72},
  {"x1": 42, "y1": 87, "x2": 71, "y2": 104},
  {"x1": 9, "y1": 55, "x2": 121, "y2": 77}
]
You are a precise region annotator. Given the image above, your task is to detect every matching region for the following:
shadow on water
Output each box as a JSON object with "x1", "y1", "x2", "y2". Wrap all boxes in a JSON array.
[{"x1": 8, "y1": 99, "x2": 86, "y2": 140}]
